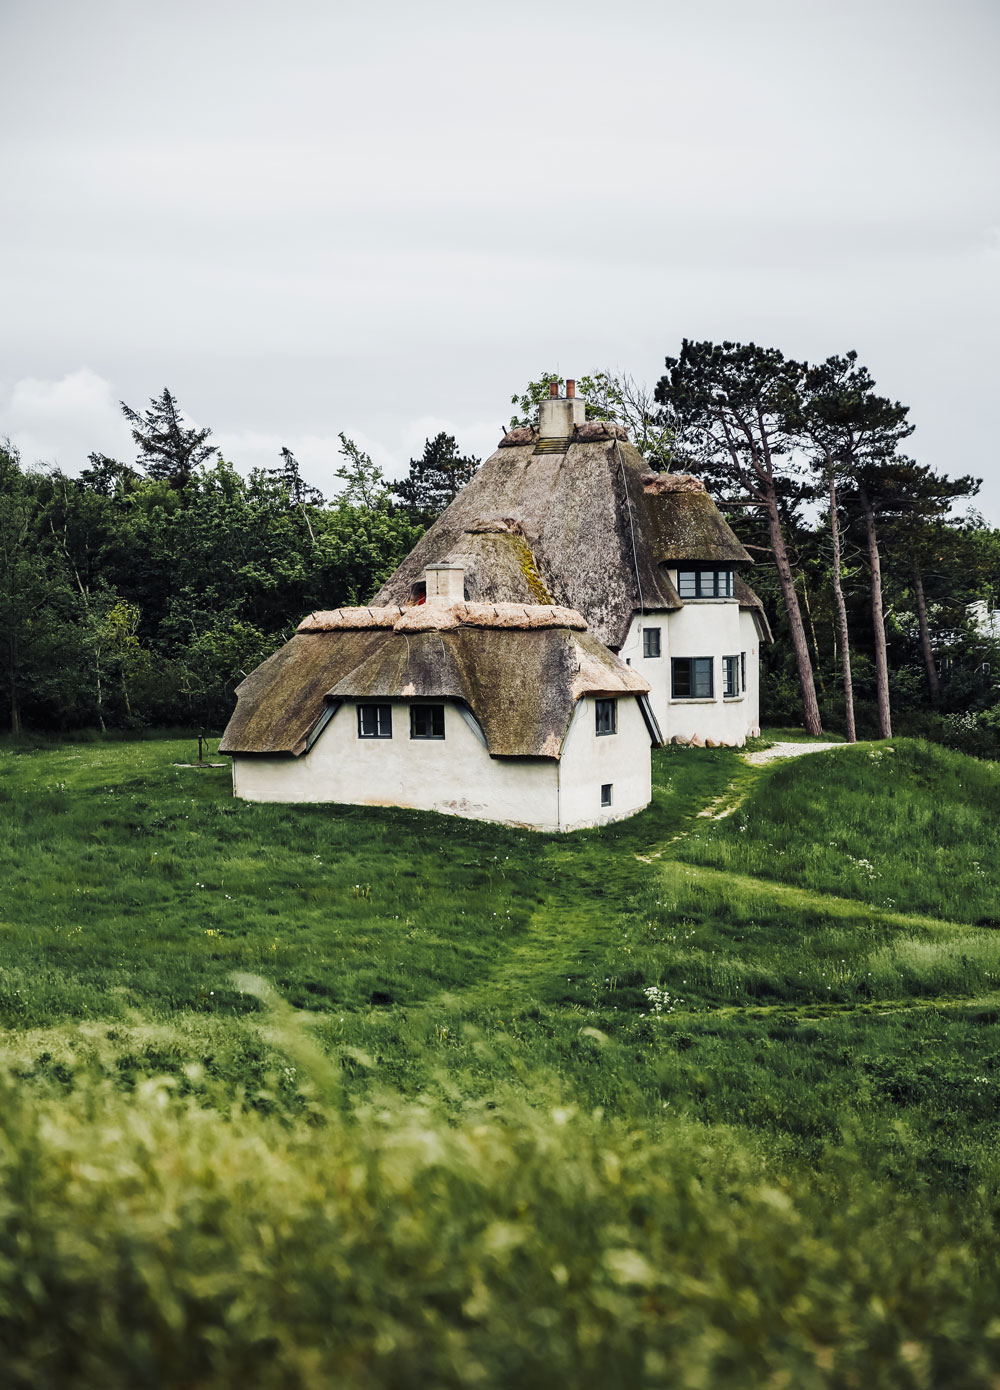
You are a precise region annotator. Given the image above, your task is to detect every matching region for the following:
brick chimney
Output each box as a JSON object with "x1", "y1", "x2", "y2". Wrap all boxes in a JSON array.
[
  {"x1": 539, "y1": 378, "x2": 586, "y2": 438},
  {"x1": 424, "y1": 563, "x2": 465, "y2": 604}
]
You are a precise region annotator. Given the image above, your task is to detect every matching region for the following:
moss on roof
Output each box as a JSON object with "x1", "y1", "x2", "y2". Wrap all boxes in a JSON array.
[
  {"x1": 220, "y1": 623, "x2": 649, "y2": 760},
  {"x1": 372, "y1": 438, "x2": 751, "y2": 649}
]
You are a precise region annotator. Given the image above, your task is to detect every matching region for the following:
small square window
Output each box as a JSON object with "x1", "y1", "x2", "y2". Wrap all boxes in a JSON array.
[
  {"x1": 724, "y1": 655, "x2": 740, "y2": 698},
  {"x1": 601, "y1": 783, "x2": 613, "y2": 807},
  {"x1": 410, "y1": 704, "x2": 445, "y2": 739},
  {"x1": 642, "y1": 627, "x2": 661, "y2": 658},
  {"x1": 595, "y1": 698, "x2": 617, "y2": 736},
  {"x1": 358, "y1": 704, "x2": 392, "y2": 738}
]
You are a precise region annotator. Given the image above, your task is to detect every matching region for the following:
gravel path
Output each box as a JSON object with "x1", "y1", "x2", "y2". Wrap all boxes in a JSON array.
[{"x1": 743, "y1": 740, "x2": 847, "y2": 766}]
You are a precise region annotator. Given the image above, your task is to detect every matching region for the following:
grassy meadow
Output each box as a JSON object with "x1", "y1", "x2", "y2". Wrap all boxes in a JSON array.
[{"x1": 2, "y1": 733, "x2": 1000, "y2": 1386}]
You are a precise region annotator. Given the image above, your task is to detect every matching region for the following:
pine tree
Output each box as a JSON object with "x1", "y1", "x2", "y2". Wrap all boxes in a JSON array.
[
  {"x1": 392, "y1": 433, "x2": 479, "y2": 520},
  {"x1": 120, "y1": 388, "x2": 216, "y2": 489}
]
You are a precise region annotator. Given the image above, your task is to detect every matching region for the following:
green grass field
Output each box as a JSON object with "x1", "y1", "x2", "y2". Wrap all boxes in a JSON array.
[{"x1": 2, "y1": 734, "x2": 1000, "y2": 1386}]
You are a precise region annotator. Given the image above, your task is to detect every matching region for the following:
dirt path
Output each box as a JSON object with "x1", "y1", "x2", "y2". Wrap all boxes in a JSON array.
[{"x1": 743, "y1": 740, "x2": 848, "y2": 766}]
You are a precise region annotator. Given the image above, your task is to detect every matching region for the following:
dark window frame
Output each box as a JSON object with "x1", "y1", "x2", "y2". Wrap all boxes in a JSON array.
[
  {"x1": 723, "y1": 655, "x2": 740, "y2": 698},
  {"x1": 642, "y1": 627, "x2": 661, "y2": 658},
  {"x1": 358, "y1": 703, "x2": 392, "y2": 738},
  {"x1": 677, "y1": 568, "x2": 735, "y2": 599},
  {"x1": 410, "y1": 704, "x2": 446, "y2": 740},
  {"x1": 595, "y1": 698, "x2": 618, "y2": 736},
  {"x1": 741, "y1": 651, "x2": 747, "y2": 692},
  {"x1": 671, "y1": 657, "x2": 714, "y2": 699},
  {"x1": 601, "y1": 783, "x2": 613, "y2": 807}
]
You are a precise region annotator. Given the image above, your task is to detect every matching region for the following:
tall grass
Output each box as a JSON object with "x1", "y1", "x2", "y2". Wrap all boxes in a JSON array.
[{"x1": 2, "y1": 1013, "x2": 1000, "y2": 1390}]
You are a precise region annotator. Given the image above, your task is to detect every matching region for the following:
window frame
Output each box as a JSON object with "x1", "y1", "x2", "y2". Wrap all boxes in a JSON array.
[
  {"x1": 671, "y1": 657, "x2": 715, "y2": 700},
  {"x1": 723, "y1": 654, "x2": 740, "y2": 698},
  {"x1": 595, "y1": 698, "x2": 618, "y2": 736},
  {"x1": 642, "y1": 626, "x2": 661, "y2": 659},
  {"x1": 409, "y1": 703, "x2": 446, "y2": 740},
  {"x1": 357, "y1": 703, "x2": 392, "y2": 739},
  {"x1": 601, "y1": 783, "x2": 613, "y2": 807},
  {"x1": 677, "y1": 568, "x2": 735, "y2": 600}
]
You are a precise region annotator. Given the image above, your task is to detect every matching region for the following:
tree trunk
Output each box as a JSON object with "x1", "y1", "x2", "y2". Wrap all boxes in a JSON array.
[
  {"x1": 913, "y1": 567, "x2": 939, "y2": 704},
  {"x1": 858, "y1": 485, "x2": 892, "y2": 739},
  {"x1": 827, "y1": 469, "x2": 856, "y2": 742},
  {"x1": 7, "y1": 642, "x2": 20, "y2": 735},
  {"x1": 765, "y1": 490, "x2": 823, "y2": 735},
  {"x1": 798, "y1": 575, "x2": 825, "y2": 694}
]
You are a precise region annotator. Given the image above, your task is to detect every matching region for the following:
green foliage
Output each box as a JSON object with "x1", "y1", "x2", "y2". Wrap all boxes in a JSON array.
[
  {"x1": 119, "y1": 387, "x2": 217, "y2": 489},
  {"x1": 3, "y1": 1065, "x2": 1000, "y2": 1389},
  {"x1": 391, "y1": 431, "x2": 479, "y2": 521},
  {"x1": 2, "y1": 738, "x2": 1000, "y2": 1381}
]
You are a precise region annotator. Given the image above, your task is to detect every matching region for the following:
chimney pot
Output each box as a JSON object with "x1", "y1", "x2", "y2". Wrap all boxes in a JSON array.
[
  {"x1": 548, "y1": 381, "x2": 559, "y2": 398},
  {"x1": 566, "y1": 379, "x2": 576, "y2": 398}
]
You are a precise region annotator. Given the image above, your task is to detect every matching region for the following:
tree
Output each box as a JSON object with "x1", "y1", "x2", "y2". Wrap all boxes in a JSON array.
[
  {"x1": 848, "y1": 458, "x2": 980, "y2": 718},
  {"x1": 793, "y1": 353, "x2": 914, "y2": 739},
  {"x1": 392, "y1": 433, "x2": 479, "y2": 520},
  {"x1": 654, "y1": 341, "x2": 823, "y2": 735},
  {"x1": 268, "y1": 447, "x2": 324, "y2": 508},
  {"x1": 120, "y1": 388, "x2": 217, "y2": 489},
  {"x1": 334, "y1": 434, "x2": 388, "y2": 511}
]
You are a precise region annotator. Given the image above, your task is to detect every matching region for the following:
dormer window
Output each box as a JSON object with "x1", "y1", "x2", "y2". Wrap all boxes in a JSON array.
[{"x1": 678, "y1": 568, "x2": 734, "y2": 599}]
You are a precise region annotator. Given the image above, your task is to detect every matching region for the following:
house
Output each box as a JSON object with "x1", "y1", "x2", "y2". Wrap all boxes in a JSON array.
[
  {"x1": 219, "y1": 380, "x2": 770, "y2": 829},
  {"x1": 219, "y1": 576, "x2": 657, "y2": 830},
  {"x1": 372, "y1": 380, "x2": 769, "y2": 746}
]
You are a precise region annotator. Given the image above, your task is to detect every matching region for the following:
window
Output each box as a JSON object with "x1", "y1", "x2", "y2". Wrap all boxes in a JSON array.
[
  {"x1": 358, "y1": 704, "x2": 392, "y2": 738},
  {"x1": 642, "y1": 627, "x2": 661, "y2": 658},
  {"x1": 741, "y1": 651, "x2": 746, "y2": 692},
  {"x1": 677, "y1": 568, "x2": 734, "y2": 599},
  {"x1": 410, "y1": 704, "x2": 445, "y2": 739},
  {"x1": 723, "y1": 655, "x2": 740, "y2": 698},
  {"x1": 595, "y1": 698, "x2": 617, "y2": 735},
  {"x1": 671, "y1": 657, "x2": 714, "y2": 699},
  {"x1": 601, "y1": 783, "x2": 613, "y2": 807}
]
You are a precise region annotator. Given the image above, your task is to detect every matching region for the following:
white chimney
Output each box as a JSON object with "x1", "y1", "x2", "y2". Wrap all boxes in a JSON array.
[
  {"x1": 538, "y1": 378, "x2": 586, "y2": 437},
  {"x1": 424, "y1": 563, "x2": 465, "y2": 604}
]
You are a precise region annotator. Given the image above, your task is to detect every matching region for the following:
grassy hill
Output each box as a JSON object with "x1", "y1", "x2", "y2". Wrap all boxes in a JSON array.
[{"x1": 2, "y1": 735, "x2": 999, "y2": 1386}]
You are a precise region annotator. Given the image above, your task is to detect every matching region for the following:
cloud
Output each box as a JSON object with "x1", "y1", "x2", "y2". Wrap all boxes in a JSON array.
[{"x1": 2, "y1": 369, "x2": 133, "y2": 471}]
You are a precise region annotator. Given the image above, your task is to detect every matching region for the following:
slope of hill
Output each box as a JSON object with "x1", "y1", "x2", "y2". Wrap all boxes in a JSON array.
[{"x1": 1, "y1": 736, "x2": 999, "y2": 1385}]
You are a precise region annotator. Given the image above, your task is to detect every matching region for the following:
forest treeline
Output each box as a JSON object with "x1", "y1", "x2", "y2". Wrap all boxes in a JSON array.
[{"x1": 3, "y1": 353, "x2": 1000, "y2": 754}]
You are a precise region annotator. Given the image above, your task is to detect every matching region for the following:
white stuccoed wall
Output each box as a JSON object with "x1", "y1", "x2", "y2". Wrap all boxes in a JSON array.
[
  {"x1": 556, "y1": 695, "x2": 651, "y2": 830},
  {"x1": 232, "y1": 701, "x2": 560, "y2": 828},
  {"x1": 619, "y1": 593, "x2": 760, "y2": 746},
  {"x1": 231, "y1": 696, "x2": 652, "y2": 831}
]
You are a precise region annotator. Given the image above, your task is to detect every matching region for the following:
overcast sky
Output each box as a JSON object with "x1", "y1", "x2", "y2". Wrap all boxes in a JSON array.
[{"x1": 2, "y1": 0, "x2": 998, "y2": 517}]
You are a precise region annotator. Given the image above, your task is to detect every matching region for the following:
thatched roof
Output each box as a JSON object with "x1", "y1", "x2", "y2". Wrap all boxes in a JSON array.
[
  {"x1": 372, "y1": 436, "x2": 756, "y2": 649},
  {"x1": 220, "y1": 616, "x2": 650, "y2": 761},
  {"x1": 297, "y1": 602, "x2": 586, "y2": 634}
]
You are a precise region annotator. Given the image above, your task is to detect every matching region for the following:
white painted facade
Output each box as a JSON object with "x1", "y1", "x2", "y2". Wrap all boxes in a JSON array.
[
  {"x1": 619, "y1": 581, "x2": 761, "y2": 746},
  {"x1": 231, "y1": 693, "x2": 651, "y2": 832}
]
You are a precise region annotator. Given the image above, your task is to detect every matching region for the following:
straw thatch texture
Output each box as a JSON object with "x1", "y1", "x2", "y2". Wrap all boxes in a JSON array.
[
  {"x1": 218, "y1": 630, "x2": 387, "y2": 756},
  {"x1": 219, "y1": 623, "x2": 648, "y2": 760},
  {"x1": 371, "y1": 437, "x2": 752, "y2": 649},
  {"x1": 297, "y1": 607, "x2": 404, "y2": 632}
]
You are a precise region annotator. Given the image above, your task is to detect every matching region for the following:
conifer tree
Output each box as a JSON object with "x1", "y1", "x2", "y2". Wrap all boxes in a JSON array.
[
  {"x1": 120, "y1": 388, "x2": 216, "y2": 489},
  {"x1": 392, "y1": 433, "x2": 479, "y2": 521}
]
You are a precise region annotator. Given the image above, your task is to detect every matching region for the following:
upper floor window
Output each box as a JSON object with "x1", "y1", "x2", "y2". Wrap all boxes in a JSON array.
[
  {"x1": 672, "y1": 657, "x2": 714, "y2": 699},
  {"x1": 595, "y1": 698, "x2": 617, "y2": 736},
  {"x1": 642, "y1": 627, "x2": 661, "y2": 658},
  {"x1": 677, "y1": 568, "x2": 734, "y2": 599},
  {"x1": 410, "y1": 704, "x2": 445, "y2": 739},
  {"x1": 358, "y1": 704, "x2": 392, "y2": 738}
]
